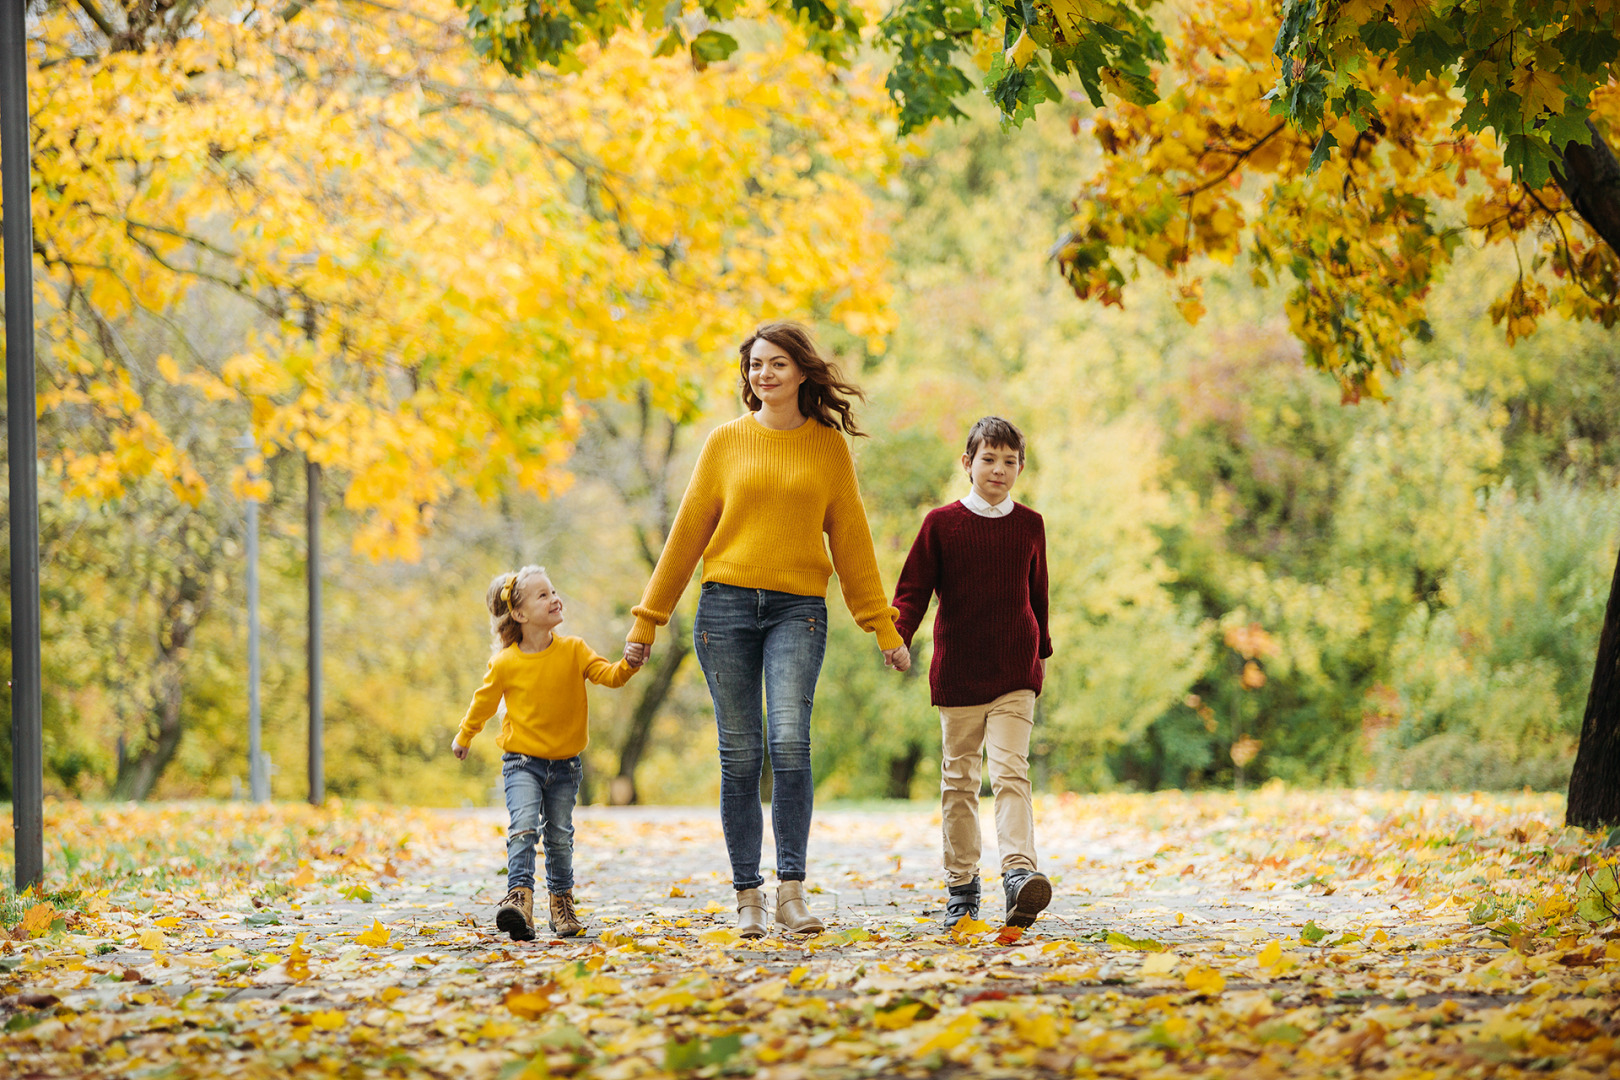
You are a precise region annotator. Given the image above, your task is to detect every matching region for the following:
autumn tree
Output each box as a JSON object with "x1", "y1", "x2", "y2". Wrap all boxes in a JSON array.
[{"x1": 9, "y1": 0, "x2": 897, "y2": 795}]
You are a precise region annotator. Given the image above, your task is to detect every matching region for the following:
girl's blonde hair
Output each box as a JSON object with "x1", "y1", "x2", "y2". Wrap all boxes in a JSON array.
[{"x1": 486, "y1": 565, "x2": 548, "y2": 652}]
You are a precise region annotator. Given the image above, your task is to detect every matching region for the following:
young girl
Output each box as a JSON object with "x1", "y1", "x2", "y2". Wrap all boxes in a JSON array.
[{"x1": 451, "y1": 565, "x2": 641, "y2": 941}]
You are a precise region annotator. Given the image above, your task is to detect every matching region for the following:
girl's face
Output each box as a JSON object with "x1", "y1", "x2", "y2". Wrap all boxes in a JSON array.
[
  {"x1": 511, "y1": 573, "x2": 565, "y2": 633},
  {"x1": 962, "y1": 441, "x2": 1023, "y2": 504},
  {"x1": 748, "y1": 339, "x2": 807, "y2": 412}
]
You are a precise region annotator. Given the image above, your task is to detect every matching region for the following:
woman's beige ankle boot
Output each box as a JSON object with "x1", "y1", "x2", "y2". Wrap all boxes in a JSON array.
[
  {"x1": 736, "y1": 888, "x2": 768, "y2": 938},
  {"x1": 775, "y1": 880, "x2": 825, "y2": 934}
]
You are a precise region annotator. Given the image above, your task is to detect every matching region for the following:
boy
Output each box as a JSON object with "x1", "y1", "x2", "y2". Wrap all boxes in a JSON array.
[{"x1": 892, "y1": 416, "x2": 1053, "y2": 931}]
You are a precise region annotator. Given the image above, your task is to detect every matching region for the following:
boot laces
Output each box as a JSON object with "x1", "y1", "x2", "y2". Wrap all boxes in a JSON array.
[{"x1": 555, "y1": 893, "x2": 578, "y2": 921}]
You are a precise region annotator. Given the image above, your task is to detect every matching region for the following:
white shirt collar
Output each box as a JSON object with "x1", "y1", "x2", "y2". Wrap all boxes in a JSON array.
[{"x1": 961, "y1": 487, "x2": 1015, "y2": 518}]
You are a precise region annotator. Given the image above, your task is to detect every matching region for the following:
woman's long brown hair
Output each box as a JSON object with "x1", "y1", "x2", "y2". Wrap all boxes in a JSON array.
[{"x1": 737, "y1": 321, "x2": 867, "y2": 437}]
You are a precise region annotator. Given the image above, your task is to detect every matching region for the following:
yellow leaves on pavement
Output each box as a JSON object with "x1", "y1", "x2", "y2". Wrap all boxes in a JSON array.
[
  {"x1": 504, "y1": 982, "x2": 560, "y2": 1020},
  {"x1": 352, "y1": 920, "x2": 391, "y2": 948},
  {"x1": 1257, "y1": 939, "x2": 1283, "y2": 968},
  {"x1": 1141, "y1": 951, "x2": 1180, "y2": 976},
  {"x1": 307, "y1": 1010, "x2": 346, "y2": 1031},
  {"x1": 290, "y1": 865, "x2": 317, "y2": 888},
  {"x1": 1184, "y1": 965, "x2": 1226, "y2": 995},
  {"x1": 912, "y1": 1013, "x2": 980, "y2": 1057},
  {"x1": 137, "y1": 929, "x2": 166, "y2": 952}
]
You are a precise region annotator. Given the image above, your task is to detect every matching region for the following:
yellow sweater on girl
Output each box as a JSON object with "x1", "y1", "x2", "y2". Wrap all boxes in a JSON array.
[
  {"x1": 455, "y1": 637, "x2": 636, "y2": 760},
  {"x1": 630, "y1": 414, "x2": 902, "y2": 650}
]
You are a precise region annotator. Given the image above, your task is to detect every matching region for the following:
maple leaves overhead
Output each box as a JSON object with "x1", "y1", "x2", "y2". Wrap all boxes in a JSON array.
[{"x1": 29, "y1": 0, "x2": 897, "y2": 558}]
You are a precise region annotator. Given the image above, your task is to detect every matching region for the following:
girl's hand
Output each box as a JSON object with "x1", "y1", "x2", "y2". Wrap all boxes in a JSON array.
[
  {"x1": 624, "y1": 641, "x2": 652, "y2": 667},
  {"x1": 450, "y1": 738, "x2": 469, "y2": 761},
  {"x1": 883, "y1": 645, "x2": 911, "y2": 672}
]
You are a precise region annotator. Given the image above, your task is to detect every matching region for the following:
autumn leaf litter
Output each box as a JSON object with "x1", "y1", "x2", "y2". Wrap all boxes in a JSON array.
[{"x1": 3, "y1": 790, "x2": 1618, "y2": 1078}]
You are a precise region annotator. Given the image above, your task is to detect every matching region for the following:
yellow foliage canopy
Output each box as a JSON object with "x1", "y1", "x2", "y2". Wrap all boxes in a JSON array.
[{"x1": 27, "y1": 1, "x2": 897, "y2": 557}]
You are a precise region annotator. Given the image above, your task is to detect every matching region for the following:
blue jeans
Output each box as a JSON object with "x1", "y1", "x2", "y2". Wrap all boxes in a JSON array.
[
  {"x1": 694, "y1": 582, "x2": 828, "y2": 891},
  {"x1": 502, "y1": 752, "x2": 581, "y2": 894}
]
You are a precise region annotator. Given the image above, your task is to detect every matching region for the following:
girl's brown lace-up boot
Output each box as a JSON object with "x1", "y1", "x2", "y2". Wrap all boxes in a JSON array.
[
  {"x1": 549, "y1": 891, "x2": 584, "y2": 938},
  {"x1": 495, "y1": 886, "x2": 535, "y2": 941}
]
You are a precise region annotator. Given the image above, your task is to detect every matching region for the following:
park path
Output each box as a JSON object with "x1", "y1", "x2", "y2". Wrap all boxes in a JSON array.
[{"x1": 3, "y1": 792, "x2": 1617, "y2": 1078}]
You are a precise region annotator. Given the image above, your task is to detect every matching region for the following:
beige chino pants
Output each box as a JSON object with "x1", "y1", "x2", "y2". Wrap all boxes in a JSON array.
[{"x1": 938, "y1": 689, "x2": 1037, "y2": 887}]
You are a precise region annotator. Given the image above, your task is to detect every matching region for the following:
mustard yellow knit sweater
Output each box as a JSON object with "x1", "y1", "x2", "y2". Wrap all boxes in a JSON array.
[{"x1": 629, "y1": 414, "x2": 902, "y2": 650}]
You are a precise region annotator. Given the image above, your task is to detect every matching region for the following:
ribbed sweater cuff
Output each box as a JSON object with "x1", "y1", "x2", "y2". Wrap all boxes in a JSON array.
[
  {"x1": 628, "y1": 616, "x2": 660, "y2": 645},
  {"x1": 873, "y1": 619, "x2": 903, "y2": 652}
]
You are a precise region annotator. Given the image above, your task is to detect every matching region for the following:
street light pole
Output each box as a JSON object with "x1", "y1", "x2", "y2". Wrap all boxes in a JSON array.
[
  {"x1": 307, "y1": 457, "x2": 323, "y2": 806},
  {"x1": 3, "y1": 0, "x2": 44, "y2": 890},
  {"x1": 235, "y1": 434, "x2": 267, "y2": 802}
]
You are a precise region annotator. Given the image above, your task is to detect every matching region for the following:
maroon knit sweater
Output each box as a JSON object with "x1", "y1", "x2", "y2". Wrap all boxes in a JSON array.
[{"x1": 892, "y1": 501, "x2": 1053, "y2": 707}]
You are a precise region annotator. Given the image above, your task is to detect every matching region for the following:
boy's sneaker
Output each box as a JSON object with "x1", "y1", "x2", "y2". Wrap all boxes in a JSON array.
[
  {"x1": 549, "y1": 891, "x2": 584, "y2": 938},
  {"x1": 1002, "y1": 870, "x2": 1051, "y2": 928},
  {"x1": 496, "y1": 886, "x2": 536, "y2": 941},
  {"x1": 942, "y1": 877, "x2": 981, "y2": 932}
]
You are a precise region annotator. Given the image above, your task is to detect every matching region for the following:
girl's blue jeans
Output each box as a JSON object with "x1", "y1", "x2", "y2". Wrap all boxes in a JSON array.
[
  {"x1": 694, "y1": 581, "x2": 828, "y2": 892},
  {"x1": 502, "y1": 752, "x2": 581, "y2": 895}
]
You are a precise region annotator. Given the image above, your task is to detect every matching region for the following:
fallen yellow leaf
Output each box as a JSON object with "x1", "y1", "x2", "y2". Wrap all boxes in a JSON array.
[
  {"x1": 138, "y1": 929, "x2": 166, "y2": 952},
  {"x1": 913, "y1": 1013, "x2": 979, "y2": 1057},
  {"x1": 153, "y1": 917, "x2": 181, "y2": 929},
  {"x1": 1142, "y1": 952, "x2": 1179, "y2": 976},
  {"x1": 309, "y1": 1010, "x2": 346, "y2": 1030},
  {"x1": 290, "y1": 866, "x2": 316, "y2": 888},
  {"x1": 19, "y1": 903, "x2": 55, "y2": 938},
  {"x1": 1257, "y1": 940, "x2": 1283, "y2": 968},
  {"x1": 1185, "y1": 965, "x2": 1226, "y2": 995},
  {"x1": 504, "y1": 981, "x2": 558, "y2": 1020},
  {"x1": 353, "y1": 920, "x2": 391, "y2": 947},
  {"x1": 950, "y1": 917, "x2": 993, "y2": 940}
]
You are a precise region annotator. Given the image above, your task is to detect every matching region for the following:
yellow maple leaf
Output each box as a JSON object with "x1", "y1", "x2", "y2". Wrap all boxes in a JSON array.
[
  {"x1": 1142, "y1": 951, "x2": 1180, "y2": 976},
  {"x1": 290, "y1": 866, "x2": 316, "y2": 888},
  {"x1": 1010, "y1": 1010, "x2": 1059, "y2": 1049},
  {"x1": 913, "y1": 1013, "x2": 980, "y2": 1057},
  {"x1": 950, "y1": 916, "x2": 993, "y2": 940},
  {"x1": 154, "y1": 917, "x2": 181, "y2": 929},
  {"x1": 1006, "y1": 30, "x2": 1038, "y2": 70},
  {"x1": 18, "y1": 903, "x2": 55, "y2": 938},
  {"x1": 504, "y1": 981, "x2": 558, "y2": 1019},
  {"x1": 875, "y1": 1002, "x2": 925, "y2": 1030},
  {"x1": 138, "y1": 929, "x2": 166, "y2": 952},
  {"x1": 353, "y1": 920, "x2": 391, "y2": 947},
  {"x1": 309, "y1": 1010, "x2": 346, "y2": 1030},
  {"x1": 1512, "y1": 66, "x2": 1565, "y2": 118},
  {"x1": 1185, "y1": 965, "x2": 1226, "y2": 995},
  {"x1": 1257, "y1": 940, "x2": 1283, "y2": 968}
]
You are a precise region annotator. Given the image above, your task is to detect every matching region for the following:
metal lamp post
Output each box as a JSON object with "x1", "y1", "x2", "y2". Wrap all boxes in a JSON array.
[{"x1": 235, "y1": 434, "x2": 268, "y2": 802}]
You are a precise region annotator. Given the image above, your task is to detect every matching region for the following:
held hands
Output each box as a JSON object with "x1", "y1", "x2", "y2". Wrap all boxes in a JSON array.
[
  {"x1": 623, "y1": 641, "x2": 651, "y2": 668},
  {"x1": 450, "y1": 737, "x2": 469, "y2": 761},
  {"x1": 882, "y1": 644, "x2": 912, "y2": 673}
]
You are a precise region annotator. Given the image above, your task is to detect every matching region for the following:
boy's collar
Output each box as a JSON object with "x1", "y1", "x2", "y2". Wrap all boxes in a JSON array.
[{"x1": 961, "y1": 487, "x2": 1015, "y2": 517}]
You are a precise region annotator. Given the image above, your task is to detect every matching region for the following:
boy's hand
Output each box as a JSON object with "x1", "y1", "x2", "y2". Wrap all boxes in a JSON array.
[
  {"x1": 882, "y1": 645, "x2": 911, "y2": 673},
  {"x1": 450, "y1": 737, "x2": 469, "y2": 761}
]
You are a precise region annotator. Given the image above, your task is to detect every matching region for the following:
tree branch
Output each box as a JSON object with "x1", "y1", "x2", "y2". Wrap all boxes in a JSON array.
[
  {"x1": 1550, "y1": 121, "x2": 1620, "y2": 255},
  {"x1": 73, "y1": 0, "x2": 119, "y2": 42}
]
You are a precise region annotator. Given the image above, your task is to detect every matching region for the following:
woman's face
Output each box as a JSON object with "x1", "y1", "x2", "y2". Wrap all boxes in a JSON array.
[{"x1": 748, "y1": 338, "x2": 807, "y2": 412}]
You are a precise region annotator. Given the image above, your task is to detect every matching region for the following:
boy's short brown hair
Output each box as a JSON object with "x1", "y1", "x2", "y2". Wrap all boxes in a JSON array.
[{"x1": 964, "y1": 416, "x2": 1026, "y2": 465}]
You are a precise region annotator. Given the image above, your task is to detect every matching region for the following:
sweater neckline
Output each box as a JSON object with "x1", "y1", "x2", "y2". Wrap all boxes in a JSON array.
[
  {"x1": 744, "y1": 412, "x2": 819, "y2": 440},
  {"x1": 510, "y1": 636, "x2": 562, "y2": 658}
]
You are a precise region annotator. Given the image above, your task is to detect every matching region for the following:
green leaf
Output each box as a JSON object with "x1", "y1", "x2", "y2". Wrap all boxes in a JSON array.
[
  {"x1": 665, "y1": 1033, "x2": 742, "y2": 1071},
  {"x1": 689, "y1": 29, "x2": 740, "y2": 71},
  {"x1": 340, "y1": 884, "x2": 374, "y2": 904},
  {"x1": 1106, "y1": 930, "x2": 1167, "y2": 951},
  {"x1": 652, "y1": 27, "x2": 685, "y2": 59},
  {"x1": 243, "y1": 910, "x2": 282, "y2": 927},
  {"x1": 1468, "y1": 898, "x2": 1497, "y2": 924},
  {"x1": 1503, "y1": 132, "x2": 1554, "y2": 189},
  {"x1": 1359, "y1": 19, "x2": 1399, "y2": 53},
  {"x1": 1299, "y1": 920, "x2": 1327, "y2": 944},
  {"x1": 1307, "y1": 130, "x2": 1337, "y2": 173}
]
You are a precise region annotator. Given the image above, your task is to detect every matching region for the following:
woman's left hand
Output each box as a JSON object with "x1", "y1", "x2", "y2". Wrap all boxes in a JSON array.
[{"x1": 882, "y1": 645, "x2": 911, "y2": 672}]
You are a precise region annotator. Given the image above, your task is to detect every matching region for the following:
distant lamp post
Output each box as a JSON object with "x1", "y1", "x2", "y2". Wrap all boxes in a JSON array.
[{"x1": 236, "y1": 434, "x2": 268, "y2": 802}]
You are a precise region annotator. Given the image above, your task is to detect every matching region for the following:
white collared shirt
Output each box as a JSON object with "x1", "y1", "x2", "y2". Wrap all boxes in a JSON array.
[{"x1": 961, "y1": 487, "x2": 1015, "y2": 518}]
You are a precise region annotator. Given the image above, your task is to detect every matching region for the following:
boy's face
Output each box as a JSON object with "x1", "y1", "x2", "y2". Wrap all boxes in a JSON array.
[
  {"x1": 512, "y1": 573, "x2": 565, "y2": 634},
  {"x1": 962, "y1": 441, "x2": 1023, "y2": 505}
]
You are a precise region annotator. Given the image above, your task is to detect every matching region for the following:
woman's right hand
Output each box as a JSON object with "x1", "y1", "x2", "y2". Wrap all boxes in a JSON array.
[
  {"x1": 624, "y1": 641, "x2": 652, "y2": 667},
  {"x1": 882, "y1": 645, "x2": 911, "y2": 673}
]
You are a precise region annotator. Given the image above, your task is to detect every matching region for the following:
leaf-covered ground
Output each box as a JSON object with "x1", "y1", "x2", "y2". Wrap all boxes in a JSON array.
[{"x1": 3, "y1": 790, "x2": 1618, "y2": 1078}]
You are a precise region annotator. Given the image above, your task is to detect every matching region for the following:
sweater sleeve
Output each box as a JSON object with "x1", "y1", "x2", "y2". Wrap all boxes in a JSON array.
[
  {"x1": 824, "y1": 439, "x2": 903, "y2": 651},
  {"x1": 1030, "y1": 513, "x2": 1053, "y2": 659},
  {"x1": 629, "y1": 432, "x2": 724, "y2": 644},
  {"x1": 581, "y1": 639, "x2": 639, "y2": 689},
  {"x1": 891, "y1": 514, "x2": 939, "y2": 647},
  {"x1": 455, "y1": 654, "x2": 505, "y2": 747}
]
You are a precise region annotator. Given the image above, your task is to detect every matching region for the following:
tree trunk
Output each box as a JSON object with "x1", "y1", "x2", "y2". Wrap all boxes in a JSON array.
[
  {"x1": 1566, "y1": 542, "x2": 1620, "y2": 828},
  {"x1": 886, "y1": 741, "x2": 923, "y2": 799},
  {"x1": 1551, "y1": 125, "x2": 1620, "y2": 827},
  {"x1": 110, "y1": 518, "x2": 209, "y2": 801},
  {"x1": 610, "y1": 610, "x2": 690, "y2": 805}
]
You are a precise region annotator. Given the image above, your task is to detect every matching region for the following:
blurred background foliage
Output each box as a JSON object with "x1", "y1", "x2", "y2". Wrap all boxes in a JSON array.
[{"x1": 4, "y1": 47, "x2": 1618, "y2": 809}]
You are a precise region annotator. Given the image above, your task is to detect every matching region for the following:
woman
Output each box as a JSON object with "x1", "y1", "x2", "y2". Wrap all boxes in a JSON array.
[{"x1": 624, "y1": 321, "x2": 910, "y2": 937}]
